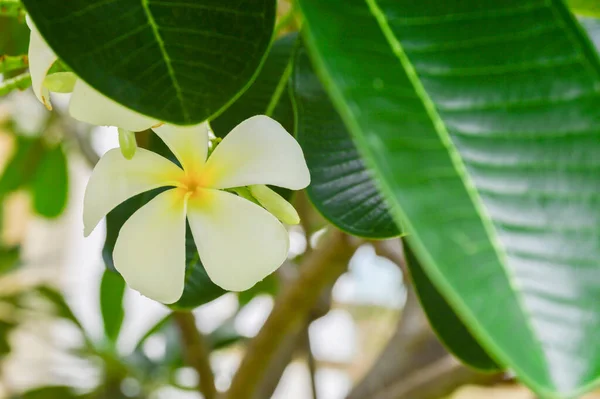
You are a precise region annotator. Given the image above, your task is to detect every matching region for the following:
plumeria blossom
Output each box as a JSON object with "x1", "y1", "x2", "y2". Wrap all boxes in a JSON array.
[
  {"x1": 84, "y1": 116, "x2": 310, "y2": 303},
  {"x1": 27, "y1": 16, "x2": 161, "y2": 132}
]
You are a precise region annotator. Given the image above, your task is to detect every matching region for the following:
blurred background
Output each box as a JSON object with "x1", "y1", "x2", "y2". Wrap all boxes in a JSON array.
[{"x1": 2, "y1": 1, "x2": 600, "y2": 399}]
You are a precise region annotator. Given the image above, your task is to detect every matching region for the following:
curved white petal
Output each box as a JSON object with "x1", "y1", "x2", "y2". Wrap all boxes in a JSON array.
[
  {"x1": 204, "y1": 115, "x2": 310, "y2": 190},
  {"x1": 83, "y1": 148, "x2": 183, "y2": 236},
  {"x1": 27, "y1": 16, "x2": 57, "y2": 110},
  {"x1": 69, "y1": 80, "x2": 158, "y2": 131},
  {"x1": 187, "y1": 189, "x2": 289, "y2": 291},
  {"x1": 152, "y1": 123, "x2": 209, "y2": 172},
  {"x1": 113, "y1": 189, "x2": 186, "y2": 304}
]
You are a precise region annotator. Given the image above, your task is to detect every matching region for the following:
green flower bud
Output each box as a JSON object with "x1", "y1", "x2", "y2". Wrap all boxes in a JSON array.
[
  {"x1": 118, "y1": 128, "x2": 137, "y2": 160},
  {"x1": 249, "y1": 184, "x2": 300, "y2": 225},
  {"x1": 43, "y1": 72, "x2": 77, "y2": 93}
]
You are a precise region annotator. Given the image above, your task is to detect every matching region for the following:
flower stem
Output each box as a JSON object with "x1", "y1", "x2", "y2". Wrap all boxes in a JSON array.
[
  {"x1": 173, "y1": 311, "x2": 217, "y2": 399},
  {"x1": 225, "y1": 230, "x2": 358, "y2": 399},
  {"x1": 0, "y1": 72, "x2": 31, "y2": 96}
]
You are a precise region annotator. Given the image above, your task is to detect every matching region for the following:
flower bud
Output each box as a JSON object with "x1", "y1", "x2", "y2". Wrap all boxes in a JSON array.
[
  {"x1": 43, "y1": 72, "x2": 77, "y2": 93},
  {"x1": 118, "y1": 128, "x2": 137, "y2": 160},
  {"x1": 249, "y1": 184, "x2": 300, "y2": 225}
]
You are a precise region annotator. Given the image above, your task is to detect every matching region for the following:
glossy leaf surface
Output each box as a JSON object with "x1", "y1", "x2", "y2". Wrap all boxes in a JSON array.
[
  {"x1": 293, "y1": 46, "x2": 400, "y2": 238},
  {"x1": 300, "y1": 0, "x2": 600, "y2": 396},
  {"x1": 23, "y1": 0, "x2": 276, "y2": 125}
]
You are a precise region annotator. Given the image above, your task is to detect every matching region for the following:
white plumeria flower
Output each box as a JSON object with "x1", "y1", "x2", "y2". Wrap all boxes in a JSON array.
[
  {"x1": 84, "y1": 116, "x2": 310, "y2": 303},
  {"x1": 27, "y1": 16, "x2": 159, "y2": 131}
]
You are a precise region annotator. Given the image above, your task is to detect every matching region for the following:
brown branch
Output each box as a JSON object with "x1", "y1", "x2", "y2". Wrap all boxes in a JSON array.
[
  {"x1": 173, "y1": 311, "x2": 217, "y2": 399},
  {"x1": 225, "y1": 230, "x2": 357, "y2": 399}
]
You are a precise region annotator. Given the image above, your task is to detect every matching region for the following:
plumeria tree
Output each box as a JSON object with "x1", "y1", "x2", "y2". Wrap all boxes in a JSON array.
[{"x1": 2, "y1": 0, "x2": 600, "y2": 398}]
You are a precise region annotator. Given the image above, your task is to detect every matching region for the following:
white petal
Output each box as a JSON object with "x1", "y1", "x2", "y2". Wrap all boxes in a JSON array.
[
  {"x1": 205, "y1": 115, "x2": 310, "y2": 190},
  {"x1": 113, "y1": 189, "x2": 186, "y2": 304},
  {"x1": 27, "y1": 15, "x2": 57, "y2": 110},
  {"x1": 69, "y1": 80, "x2": 158, "y2": 131},
  {"x1": 187, "y1": 189, "x2": 289, "y2": 291},
  {"x1": 83, "y1": 148, "x2": 183, "y2": 236},
  {"x1": 152, "y1": 123, "x2": 209, "y2": 172}
]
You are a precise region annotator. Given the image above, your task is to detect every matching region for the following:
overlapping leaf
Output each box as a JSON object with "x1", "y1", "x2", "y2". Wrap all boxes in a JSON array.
[{"x1": 299, "y1": 0, "x2": 600, "y2": 396}]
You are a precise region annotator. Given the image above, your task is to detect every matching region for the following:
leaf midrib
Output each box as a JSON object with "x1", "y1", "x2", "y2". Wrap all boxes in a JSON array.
[
  {"x1": 301, "y1": 0, "x2": 554, "y2": 394},
  {"x1": 140, "y1": 0, "x2": 189, "y2": 122},
  {"x1": 362, "y1": 0, "x2": 543, "y2": 374}
]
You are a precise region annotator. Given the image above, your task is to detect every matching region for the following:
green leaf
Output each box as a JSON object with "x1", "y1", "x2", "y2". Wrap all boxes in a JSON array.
[
  {"x1": 23, "y1": 0, "x2": 276, "y2": 125},
  {"x1": 238, "y1": 273, "x2": 278, "y2": 306},
  {"x1": 103, "y1": 132, "x2": 224, "y2": 309},
  {"x1": 293, "y1": 46, "x2": 401, "y2": 239},
  {"x1": 99, "y1": 270, "x2": 126, "y2": 343},
  {"x1": 35, "y1": 286, "x2": 84, "y2": 331},
  {"x1": 299, "y1": 0, "x2": 600, "y2": 396},
  {"x1": 568, "y1": 0, "x2": 600, "y2": 16},
  {"x1": 19, "y1": 386, "x2": 80, "y2": 399},
  {"x1": 405, "y1": 242, "x2": 499, "y2": 371},
  {"x1": 31, "y1": 144, "x2": 68, "y2": 218},
  {"x1": 0, "y1": 136, "x2": 43, "y2": 196},
  {"x1": 211, "y1": 33, "x2": 297, "y2": 137}
]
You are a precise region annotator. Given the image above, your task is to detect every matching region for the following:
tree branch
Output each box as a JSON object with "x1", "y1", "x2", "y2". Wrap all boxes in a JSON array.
[
  {"x1": 226, "y1": 230, "x2": 357, "y2": 399},
  {"x1": 173, "y1": 311, "x2": 217, "y2": 399}
]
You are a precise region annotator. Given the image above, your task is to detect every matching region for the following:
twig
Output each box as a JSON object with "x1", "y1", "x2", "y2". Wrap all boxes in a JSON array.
[
  {"x1": 225, "y1": 230, "x2": 357, "y2": 399},
  {"x1": 0, "y1": 0, "x2": 25, "y2": 19},
  {"x1": 173, "y1": 311, "x2": 217, "y2": 399},
  {"x1": 305, "y1": 328, "x2": 319, "y2": 399},
  {"x1": 0, "y1": 72, "x2": 31, "y2": 96},
  {"x1": 0, "y1": 54, "x2": 28, "y2": 73}
]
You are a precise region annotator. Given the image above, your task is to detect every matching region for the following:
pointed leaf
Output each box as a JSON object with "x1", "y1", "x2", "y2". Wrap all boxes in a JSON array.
[
  {"x1": 99, "y1": 270, "x2": 126, "y2": 343},
  {"x1": 299, "y1": 0, "x2": 600, "y2": 396},
  {"x1": 31, "y1": 144, "x2": 68, "y2": 218}
]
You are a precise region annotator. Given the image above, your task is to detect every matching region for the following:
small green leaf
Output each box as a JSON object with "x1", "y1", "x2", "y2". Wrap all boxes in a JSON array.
[
  {"x1": 568, "y1": 0, "x2": 600, "y2": 16},
  {"x1": 211, "y1": 33, "x2": 298, "y2": 137},
  {"x1": 20, "y1": 386, "x2": 80, "y2": 399},
  {"x1": 292, "y1": 46, "x2": 400, "y2": 239},
  {"x1": 100, "y1": 270, "x2": 126, "y2": 343},
  {"x1": 405, "y1": 242, "x2": 500, "y2": 371},
  {"x1": 31, "y1": 144, "x2": 68, "y2": 218},
  {"x1": 23, "y1": 0, "x2": 277, "y2": 125}
]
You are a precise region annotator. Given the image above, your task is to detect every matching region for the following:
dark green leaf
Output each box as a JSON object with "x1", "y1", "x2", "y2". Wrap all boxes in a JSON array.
[
  {"x1": 299, "y1": 0, "x2": 600, "y2": 396},
  {"x1": 207, "y1": 317, "x2": 244, "y2": 350},
  {"x1": 0, "y1": 246, "x2": 20, "y2": 274},
  {"x1": 100, "y1": 270, "x2": 126, "y2": 343},
  {"x1": 292, "y1": 46, "x2": 400, "y2": 239},
  {"x1": 23, "y1": 0, "x2": 276, "y2": 125},
  {"x1": 31, "y1": 144, "x2": 68, "y2": 218},
  {"x1": 405, "y1": 242, "x2": 499, "y2": 371},
  {"x1": 211, "y1": 33, "x2": 298, "y2": 137}
]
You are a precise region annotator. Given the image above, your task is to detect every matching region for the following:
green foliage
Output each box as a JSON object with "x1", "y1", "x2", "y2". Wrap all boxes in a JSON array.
[
  {"x1": 23, "y1": 0, "x2": 277, "y2": 125},
  {"x1": 299, "y1": 0, "x2": 600, "y2": 396},
  {"x1": 568, "y1": 0, "x2": 600, "y2": 16},
  {"x1": 211, "y1": 33, "x2": 297, "y2": 137},
  {"x1": 31, "y1": 144, "x2": 68, "y2": 218},
  {"x1": 293, "y1": 46, "x2": 400, "y2": 239},
  {"x1": 404, "y1": 242, "x2": 499, "y2": 371},
  {"x1": 99, "y1": 270, "x2": 126, "y2": 344}
]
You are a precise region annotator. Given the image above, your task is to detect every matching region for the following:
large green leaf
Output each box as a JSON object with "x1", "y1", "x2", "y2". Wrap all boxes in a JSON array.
[
  {"x1": 211, "y1": 33, "x2": 297, "y2": 137},
  {"x1": 292, "y1": 46, "x2": 400, "y2": 239},
  {"x1": 23, "y1": 0, "x2": 276, "y2": 125},
  {"x1": 99, "y1": 270, "x2": 126, "y2": 343},
  {"x1": 299, "y1": 0, "x2": 600, "y2": 396},
  {"x1": 31, "y1": 144, "x2": 68, "y2": 218},
  {"x1": 404, "y1": 242, "x2": 499, "y2": 371},
  {"x1": 103, "y1": 132, "x2": 224, "y2": 309}
]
